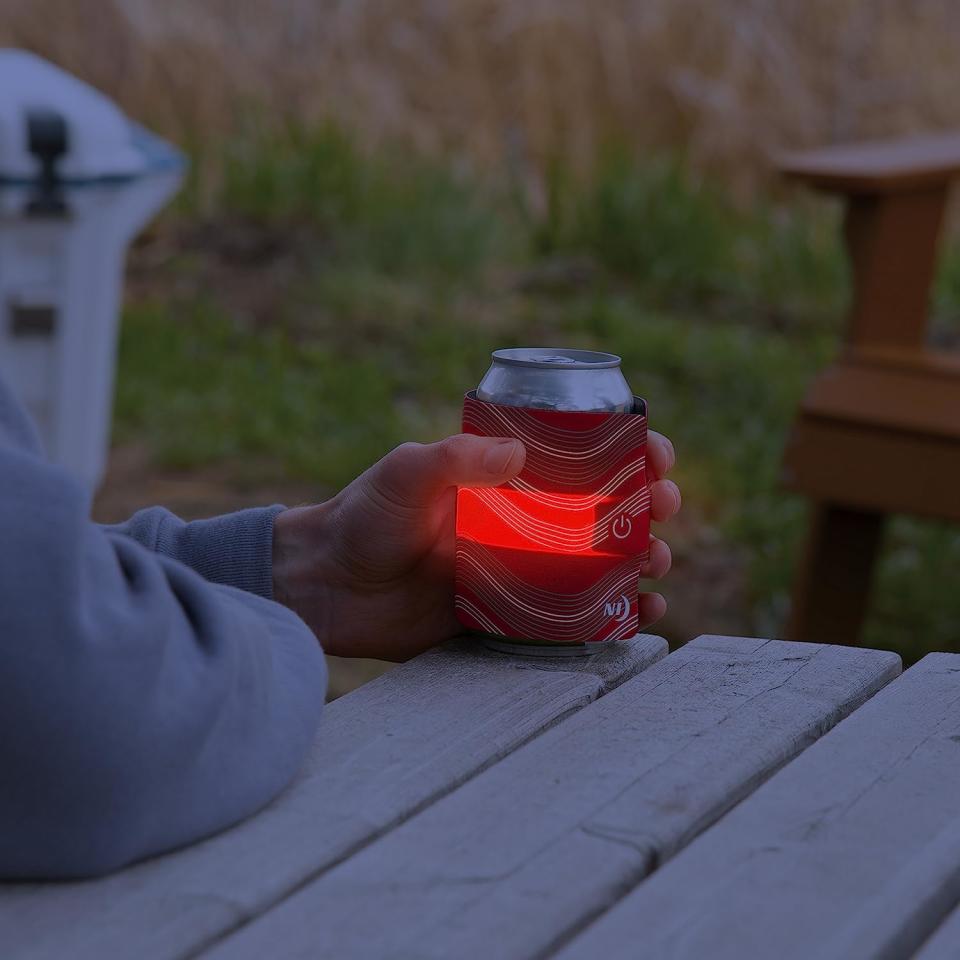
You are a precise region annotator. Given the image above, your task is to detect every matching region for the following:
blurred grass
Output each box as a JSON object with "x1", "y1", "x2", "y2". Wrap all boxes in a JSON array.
[
  {"x1": 9, "y1": 0, "x2": 960, "y2": 196},
  {"x1": 212, "y1": 120, "x2": 514, "y2": 281},
  {"x1": 530, "y1": 148, "x2": 849, "y2": 325},
  {"x1": 116, "y1": 122, "x2": 960, "y2": 663}
]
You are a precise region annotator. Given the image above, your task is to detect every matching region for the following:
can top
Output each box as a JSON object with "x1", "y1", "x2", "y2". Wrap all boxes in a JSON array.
[{"x1": 491, "y1": 348, "x2": 622, "y2": 370}]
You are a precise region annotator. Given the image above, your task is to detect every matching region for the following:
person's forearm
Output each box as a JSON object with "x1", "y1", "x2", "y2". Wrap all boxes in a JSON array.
[
  {"x1": 104, "y1": 504, "x2": 285, "y2": 599},
  {"x1": 0, "y1": 442, "x2": 326, "y2": 878}
]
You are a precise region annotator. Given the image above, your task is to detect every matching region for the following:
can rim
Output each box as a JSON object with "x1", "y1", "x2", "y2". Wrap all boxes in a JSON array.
[{"x1": 491, "y1": 347, "x2": 622, "y2": 369}]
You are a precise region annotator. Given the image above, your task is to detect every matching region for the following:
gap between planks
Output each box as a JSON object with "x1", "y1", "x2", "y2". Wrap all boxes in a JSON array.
[
  {"x1": 0, "y1": 634, "x2": 666, "y2": 960},
  {"x1": 197, "y1": 636, "x2": 901, "y2": 960},
  {"x1": 557, "y1": 651, "x2": 960, "y2": 960}
]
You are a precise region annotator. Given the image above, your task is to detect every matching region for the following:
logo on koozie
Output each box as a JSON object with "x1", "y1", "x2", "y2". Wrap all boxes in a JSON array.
[{"x1": 604, "y1": 594, "x2": 631, "y2": 623}]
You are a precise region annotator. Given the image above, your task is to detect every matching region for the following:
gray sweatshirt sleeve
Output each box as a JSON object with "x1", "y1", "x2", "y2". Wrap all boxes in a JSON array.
[
  {"x1": 103, "y1": 505, "x2": 285, "y2": 600},
  {"x1": 0, "y1": 382, "x2": 328, "y2": 879}
]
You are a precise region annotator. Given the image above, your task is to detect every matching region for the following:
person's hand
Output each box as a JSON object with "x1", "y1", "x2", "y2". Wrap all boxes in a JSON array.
[{"x1": 272, "y1": 432, "x2": 680, "y2": 661}]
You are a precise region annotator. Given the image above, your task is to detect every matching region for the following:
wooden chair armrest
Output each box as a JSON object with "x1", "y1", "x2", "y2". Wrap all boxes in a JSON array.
[{"x1": 780, "y1": 132, "x2": 960, "y2": 194}]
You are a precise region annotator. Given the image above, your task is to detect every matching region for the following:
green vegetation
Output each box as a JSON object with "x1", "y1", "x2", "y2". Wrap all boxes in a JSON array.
[
  {"x1": 529, "y1": 150, "x2": 848, "y2": 322},
  {"x1": 115, "y1": 123, "x2": 960, "y2": 662}
]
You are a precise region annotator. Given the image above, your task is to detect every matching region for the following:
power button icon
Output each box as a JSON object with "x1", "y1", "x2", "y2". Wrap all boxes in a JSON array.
[{"x1": 611, "y1": 514, "x2": 633, "y2": 540}]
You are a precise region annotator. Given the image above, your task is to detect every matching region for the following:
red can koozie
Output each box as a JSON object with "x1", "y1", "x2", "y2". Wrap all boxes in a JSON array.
[{"x1": 455, "y1": 392, "x2": 650, "y2": 647}]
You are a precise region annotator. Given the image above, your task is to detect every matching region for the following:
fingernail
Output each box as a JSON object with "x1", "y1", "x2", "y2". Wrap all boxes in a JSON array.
[
  {"x1": 483, "y1": 439, "x2": 521, "y2": 475},
  {"x1": 669, "y1": 480, "x2": 682, "y2": 513}
]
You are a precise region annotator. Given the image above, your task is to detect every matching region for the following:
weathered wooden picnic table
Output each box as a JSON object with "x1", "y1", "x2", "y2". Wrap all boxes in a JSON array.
[{"x1": 5, "y1": 633, "x2": 960, "y2": 959}]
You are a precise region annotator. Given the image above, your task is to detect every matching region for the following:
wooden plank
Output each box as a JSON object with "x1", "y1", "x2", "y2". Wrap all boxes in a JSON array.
[
  {"x1": 782, "y1": 415, "x2": 960, "y2": 523},
  {"x1": 780, "y1": 133, "x2": 960, "y2": 193},
  {"x1": 849, "y1": 345, "x2": 960, "y2": 382},
  {"x1": 801, "y1": 362, "x2": 960, "y2": 442},
  {"x1": 915, "y1": 902, "x2": 960, "y2": 959},
  {"x1": 199, "y1": 636, "x2": 900, "y2": 960},
  {"x1": 558, "y1": 652, "x2": 960, "y2": 960},
  {"x1": 0, "y1": 634, "x2": 666, "y2": 960},
  {"x1": 818, "y1": 818, "x2": 960, "y2": 960}
]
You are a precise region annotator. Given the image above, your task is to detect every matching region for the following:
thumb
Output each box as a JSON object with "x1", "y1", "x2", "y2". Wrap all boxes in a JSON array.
[{"x1": 370, "y1": 434, "x2": 525, "y2": 508}]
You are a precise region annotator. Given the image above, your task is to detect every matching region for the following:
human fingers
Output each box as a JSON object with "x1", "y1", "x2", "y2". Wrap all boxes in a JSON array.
[
  {"x1": 637, "y1": 591, "x2": 667, "y2": 628},
  {"x1": 367, "y1": 434, "x2": 525, "y2": 509},
  {"x1": 647, "y1": 431, "x2": 676, "y2": 481},
  {"x1": 639, "y1": 536, "x2": 672, "y2": 580},
  {"x1": 650, "y1": 478, "x2": 681, "y2": 523}
]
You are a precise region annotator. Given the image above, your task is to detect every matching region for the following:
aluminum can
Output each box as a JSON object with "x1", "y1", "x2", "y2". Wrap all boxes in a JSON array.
[
  {"x1": 472, "y1": 347, "x2": 636, "y2": 657},
  {"x1": 476, "y1": 348, "x2": 633, "y2": 414}
]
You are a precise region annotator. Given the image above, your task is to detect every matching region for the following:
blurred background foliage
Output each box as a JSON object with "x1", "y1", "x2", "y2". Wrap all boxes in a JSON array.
[{"x1": 4, "y1": 0, "x2": 960, "y2": 677}]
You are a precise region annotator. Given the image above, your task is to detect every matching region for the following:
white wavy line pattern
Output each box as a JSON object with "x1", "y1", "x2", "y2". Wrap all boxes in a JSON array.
[
  {"x1": 455, "y1": 541, "x2": 639, "y2": 642},
  {"x1": 457, "y1": 396, "x2": 647, "y2": 643},
  {"x1": 509, "y1": 458, "x2": 646, "y2": 509},
  {"x1": 456, "y1": 539, "x2": 641, "y2": 607},
  {"x1": 455, "y1": 595, "x2": 638, "y2": 646},
  {"x1": 453, "y1": 596, "x2": 502, "y2": 635},
  {"x1": 465, "y1": 398, "x2": 640, "y2": 446},
  {"x1": 464, "y1": 399, "x2": 647, "y2": 488},
  {"x1": 458, "y1": 559, "x2": 636, "y2": 633}
]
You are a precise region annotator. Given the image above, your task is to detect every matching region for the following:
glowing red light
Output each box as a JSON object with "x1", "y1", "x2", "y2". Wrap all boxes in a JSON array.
[{"x1": 455, "y1": 394, "x2": 649, "y2": 645}]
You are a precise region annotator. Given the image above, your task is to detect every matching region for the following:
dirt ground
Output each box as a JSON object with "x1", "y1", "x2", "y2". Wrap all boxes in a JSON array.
[{"x1": 93, "y1": 442, "x2": 749, "y2": 700}]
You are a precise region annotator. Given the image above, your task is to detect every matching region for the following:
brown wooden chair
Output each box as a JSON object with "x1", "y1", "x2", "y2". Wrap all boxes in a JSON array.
[{"x1": 779, "y1": 134, "x2": 960, "y2": 645}]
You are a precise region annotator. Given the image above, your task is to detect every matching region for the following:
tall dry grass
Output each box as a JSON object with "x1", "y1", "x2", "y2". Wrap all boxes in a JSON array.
[{"x1": 4, "y1": 0, "x2": 960, "y2": 199}]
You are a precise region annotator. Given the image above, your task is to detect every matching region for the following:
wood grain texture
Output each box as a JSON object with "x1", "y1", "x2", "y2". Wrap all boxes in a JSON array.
[
  {"x1": 914, "y1": 901, "x2": 960, "y2": 959},
  {"x1": 780, "y1": 133, "x2": 960, "y2": 193},
  {"x1": 818, "y1": 817, "x2": 960, "y2": 960},
  {"x1": 200, "y1": 636, "x2": 900, "y2": 960},
  {"x1": 559, "y1": 652, "x2": 960, "y2": 960},
  {"x1": 0, "y1": 634, "x2": 665, "y2": 960}
]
